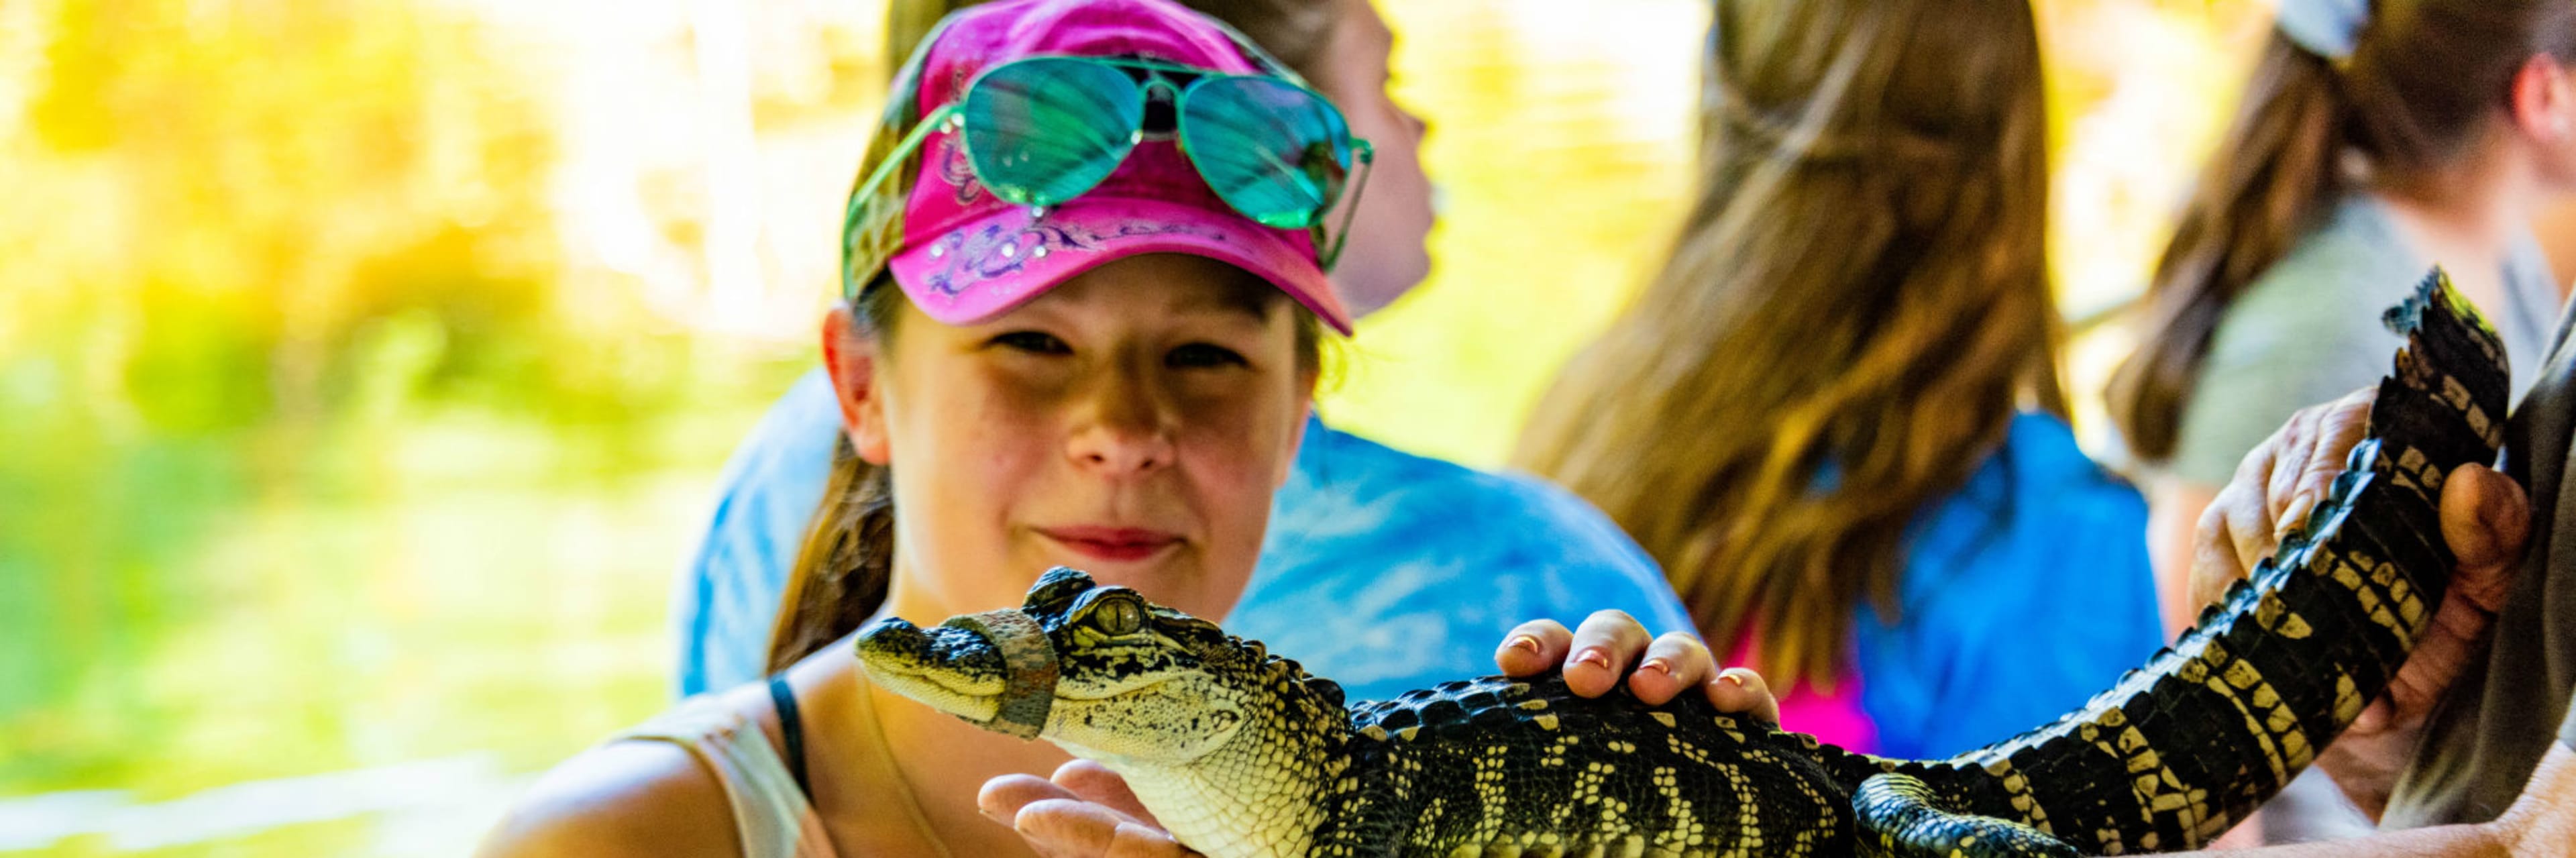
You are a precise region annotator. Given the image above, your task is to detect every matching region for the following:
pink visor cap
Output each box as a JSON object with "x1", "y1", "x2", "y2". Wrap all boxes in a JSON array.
[{"x1": 854, "y1": 0, "x2": 1354, "y2": 335}]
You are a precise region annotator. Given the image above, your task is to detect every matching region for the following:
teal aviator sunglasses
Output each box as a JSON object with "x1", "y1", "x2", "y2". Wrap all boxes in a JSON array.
[{"x1": 845, "y1": 54, "x2": 1376, "y2": 270}]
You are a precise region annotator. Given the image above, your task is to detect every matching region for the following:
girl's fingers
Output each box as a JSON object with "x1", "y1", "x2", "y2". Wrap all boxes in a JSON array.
[
  {"x1": 1494, "y1": 619, "x2": 1574, "y2": 678},
  {"x1": 1562, "y1": 610, "x2": 1652, "y2": 698},
  {"x1": 1625, "y1": 631, "x2": 1716, "y2": 706},
  {"x1": 1054, "y1": 759, "x2": 1159, "y2": 826},
  {"x1": 1012, "y1": 798, "x2": 1194, "y2": 858},
  {"x1": 981, "y1": 773, "x2": 1081, "y2": 824},
  {"x1": 1706, "y1": 667, "x2": 1783, "y2": 725}
]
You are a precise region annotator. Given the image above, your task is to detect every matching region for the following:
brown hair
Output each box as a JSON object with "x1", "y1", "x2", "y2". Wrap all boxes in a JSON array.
[
  {"x1": 767, "y1": 282, "x2": 908, "y2": 672},
  {"x1": 1511, "y1": 0, "x2": 2060, "y2": 685},
  {"x1": 2109, "y1": 1, "x2": 2576, "y2": 463}
]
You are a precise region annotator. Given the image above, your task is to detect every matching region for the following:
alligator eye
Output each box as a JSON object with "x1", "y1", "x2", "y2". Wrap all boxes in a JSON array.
[{"x1": 1091, "y1": 597, "x2": 1144, "y2": 636}]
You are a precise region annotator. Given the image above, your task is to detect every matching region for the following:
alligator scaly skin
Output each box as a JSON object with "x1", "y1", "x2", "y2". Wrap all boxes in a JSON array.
[{"x1": 858, "y1": 270, "x2": 2506, "y2": 857}]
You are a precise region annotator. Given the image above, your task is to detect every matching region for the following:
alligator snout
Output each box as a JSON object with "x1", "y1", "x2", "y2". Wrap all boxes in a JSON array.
[
  {"x1": 854, "y1": 616, "x2": 1014, "y2": 725},
  {"x1": 857, "y1": 617, "x2": 1009, "y2": 679}
]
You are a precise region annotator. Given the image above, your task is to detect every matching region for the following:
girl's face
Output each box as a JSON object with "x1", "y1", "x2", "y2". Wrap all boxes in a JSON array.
[{"x1": 829, "y1": 254, "x2": 1316, "y2": 622}]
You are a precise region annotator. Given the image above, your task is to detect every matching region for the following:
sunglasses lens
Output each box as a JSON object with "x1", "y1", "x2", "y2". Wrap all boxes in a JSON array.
[
  {"x1": 961, "y1": 58, "x2": 1144, "y2": 207},
  {"x1": 1179, "y1": 76, "x2": 1352, "y2": 229}
]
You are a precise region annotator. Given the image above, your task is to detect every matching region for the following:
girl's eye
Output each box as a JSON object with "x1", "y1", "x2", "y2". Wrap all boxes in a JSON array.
[
  {"x1": 991, "y1": 331, "x2": 1071, "y2": 355},
  {"x1": 1167, "y1": 343, "x2": 1248, "y2": 369}
]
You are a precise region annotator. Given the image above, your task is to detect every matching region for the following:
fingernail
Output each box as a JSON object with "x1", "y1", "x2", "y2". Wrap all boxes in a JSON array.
[
  {"x1": 2277, "y1": 493, "x2": 2316, "y2": 538},
  {"x1": 1639, "y1": 657, "x2": 1673, "y2": 676},
  {"x1": 1718, "y1": 673, "x2": 1746, "y2": 687},
  {"x1": 1505, "y1": 635, "x2": 1542, "y2": 653},
  {"x1": 1572, "y1": 647, "x2": 1611, "y2": 668}
]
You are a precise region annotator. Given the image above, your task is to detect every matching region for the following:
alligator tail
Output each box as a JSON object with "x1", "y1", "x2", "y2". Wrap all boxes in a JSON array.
[{"x1": 1817, "y1": 269, "x2": 2508, "y2": 857}]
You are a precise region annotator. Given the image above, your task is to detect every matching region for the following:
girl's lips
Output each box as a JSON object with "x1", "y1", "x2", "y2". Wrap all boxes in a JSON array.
[{"x1": 1037, "y1": 527, "x2": 1181, "y2": 563}]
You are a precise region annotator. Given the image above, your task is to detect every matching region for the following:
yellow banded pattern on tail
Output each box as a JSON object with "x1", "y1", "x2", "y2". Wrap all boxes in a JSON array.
[
  {"x1": 1851, "y1": 268, "x2": 2507, "y2": 855},
  {"x1": 856, "y1": 269, "x2": 2507, "y2": 858}
]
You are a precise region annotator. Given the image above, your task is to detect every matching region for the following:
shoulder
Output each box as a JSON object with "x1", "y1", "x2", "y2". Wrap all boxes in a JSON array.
[
  {"x1": 1276, "y1": 423, "x2": 1686, "y2": 625},
  {"x1": 476, "y1": 739, "x2": 740, "y2": 858},
  {"x1": 2210, "y1": 200, "x2": 2422, "y2": 362},
  {"x1": 1293, "y1": 423, "x2": 1649, "y2": 564},
  {"x1": 1996, "y1": 414, "x2": 2144, "y2": 511},
  {"x1": 1904, "y1": 415, "x2": 2153, "y2": 606},
  {"x1": 1924, "y1": 415, "x2": 2141, "y2": 531},
  {"x1": 1296, "y1": 424, "x2": 1600, "y2": 526},
  {"x1": 724, "y1": 370, "x2": 845, "y2": 488}
]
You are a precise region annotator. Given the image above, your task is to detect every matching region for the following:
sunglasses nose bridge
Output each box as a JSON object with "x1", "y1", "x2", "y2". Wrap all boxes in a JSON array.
[
  {"x1": 1137, "y1": 78, "x2": 1183, "y2": 136},
  {"x1": 1137, "y1": 78, "x2": 1183, "y2": 105}
]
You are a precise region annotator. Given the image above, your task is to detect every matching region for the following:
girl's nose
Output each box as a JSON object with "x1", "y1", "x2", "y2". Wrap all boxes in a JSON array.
[{"x1": 1066, "y1": 373, "x2": 1175, "y2": 476}]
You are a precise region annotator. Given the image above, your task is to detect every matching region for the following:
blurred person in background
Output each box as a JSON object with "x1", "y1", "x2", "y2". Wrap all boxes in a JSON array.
[
  {"x1": 1511, "y1": 0, "x2": 2163, "y2": 763},
  {"x1": 2106, "y1": 1, "x2": 2576, "y2": 841},
  {"x1": 2112, "y1": 0, "x2": 2573, "y2": 629},
  {"x1": 672, "y1": 0, "x2": 1697, "y2": 709}
]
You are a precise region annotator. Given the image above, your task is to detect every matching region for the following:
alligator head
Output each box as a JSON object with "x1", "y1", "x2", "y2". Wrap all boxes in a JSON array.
[
  {"x1": 857, "y1": 567, "x2": 1340, "y2": 764},
  {"x1": 857, "y1": 568, "x2": 1354, "y2": 857}
]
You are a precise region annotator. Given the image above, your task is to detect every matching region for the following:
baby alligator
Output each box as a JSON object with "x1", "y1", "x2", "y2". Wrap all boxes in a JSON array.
[{"x1": 857, "y1": 269, "x2": 2506, "y2": 857}]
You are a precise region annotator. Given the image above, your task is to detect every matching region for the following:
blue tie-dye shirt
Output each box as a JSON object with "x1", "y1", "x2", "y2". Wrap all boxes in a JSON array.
[{"x1": 672, "y1": 370, "x2": 1697, "y2": 702}]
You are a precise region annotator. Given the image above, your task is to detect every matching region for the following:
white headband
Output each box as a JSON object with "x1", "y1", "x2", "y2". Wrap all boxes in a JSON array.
[{"x1": 2278, "y1": 0, "x2": 2372, "y2": 63}]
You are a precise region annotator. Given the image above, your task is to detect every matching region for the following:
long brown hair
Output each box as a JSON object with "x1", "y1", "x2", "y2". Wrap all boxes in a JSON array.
[
  {"x1": 767, "y1": 282, "x2": 907, "y2": 673},
  {"x1": 765, "y1": 0, "x2": 1353, "y2": 674},
  {"x1": 1512, "y1": 0, "x2": 2060, "y2": 685},
  {"x1": 2110, "y1": 1, "x2": 2576, "y2": 463}
]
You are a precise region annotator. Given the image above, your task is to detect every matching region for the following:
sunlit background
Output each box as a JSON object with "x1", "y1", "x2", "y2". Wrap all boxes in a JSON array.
[{"x1": 0, "y1": 1, "x2": 2266, "y2": 853}]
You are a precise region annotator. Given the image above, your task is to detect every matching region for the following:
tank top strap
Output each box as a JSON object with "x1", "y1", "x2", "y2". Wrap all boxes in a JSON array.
[{"x1": 615, "y1": 692, "x2": 841, "y2": 858}]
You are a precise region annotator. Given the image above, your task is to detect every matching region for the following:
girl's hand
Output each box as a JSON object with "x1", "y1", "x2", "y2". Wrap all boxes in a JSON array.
[
  {"x1": 982, "y1": 760, "x2": 1196, "y2": 858},
  {"x1": 1493, "y1": 609, "x2": 1782, "y2": 724}
]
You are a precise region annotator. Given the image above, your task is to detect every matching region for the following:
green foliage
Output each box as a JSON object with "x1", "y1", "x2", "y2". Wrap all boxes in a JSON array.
[{"x1": 0, "y1": 0, "x2": 747, "y2": 796}]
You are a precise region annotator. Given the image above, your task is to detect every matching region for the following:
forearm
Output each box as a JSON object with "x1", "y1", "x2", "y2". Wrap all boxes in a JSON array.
[
  {"x1": 2224, "y1": 744, "x2": 2576, "y2": 858},
  {"x1": 2169, "y1": 822, "x2": 2508, "y2": 858},
  {"x1": 2311, "y1": 726, "x2": 2415, "y2": 820}
]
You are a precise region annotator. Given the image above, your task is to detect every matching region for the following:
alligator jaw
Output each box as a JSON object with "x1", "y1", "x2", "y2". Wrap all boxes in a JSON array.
[{"x1": 855, "y1": 617, "x2": 1010, "y2": 726}]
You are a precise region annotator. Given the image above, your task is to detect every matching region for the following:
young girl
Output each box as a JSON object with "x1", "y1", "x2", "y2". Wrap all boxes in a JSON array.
[
  {"x1": 1511, "y1": 0, "x2": 2162, "y2": 761},
  {"x1": 673, "y1": 0, "x2": 1690, "y2": 707},
  {"x1": 483, "y1": 2, "x2": 1719, "y2": 855},
  {"x1": 2112, "y1": 0, "x2": 2576, "y2": 629}
]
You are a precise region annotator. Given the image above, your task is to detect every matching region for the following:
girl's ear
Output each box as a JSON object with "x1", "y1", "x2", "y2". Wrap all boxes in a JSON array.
[
  {"x1": 1277, "y1": 371, "x2": 1317, "y2": 490},
  {"x1": 822, "y1": 307, "x2": 894, "y2": 466},
  {"x1": 2509, "y1": 53, "x2": 2576, "y2": 142}
]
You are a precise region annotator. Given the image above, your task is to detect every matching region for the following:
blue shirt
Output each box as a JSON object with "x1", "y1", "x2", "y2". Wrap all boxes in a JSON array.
[
  {"x1": 672, "y1": 370, "x2": 1697, "y2": 701},
  {"x1": 1849, "y1": 413, "x2": 2165, "y2": 758}
]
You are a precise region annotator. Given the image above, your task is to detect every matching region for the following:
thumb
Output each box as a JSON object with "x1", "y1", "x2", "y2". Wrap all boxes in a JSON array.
[
  {"x1": 2348, "y1": 695, "x2": 2392, "y2": 736},
  {"x1": 2440, "y1": 464, "x2": 2528, "y2": 611}
]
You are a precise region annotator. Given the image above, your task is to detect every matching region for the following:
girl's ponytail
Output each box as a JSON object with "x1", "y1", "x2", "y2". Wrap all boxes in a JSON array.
[
  {"x1": 765, "y1": 440, "x2": 898, "y2": 674},
  {"x1": 2113, "y1": 1, "x2": 2576, "y2": 464},
  {"x1": 765, "y1": 283, "x2": 906, "y2": 673},
  {"x1": 2108, "y1": 34, "x2": 2349, "y2": 463}
]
